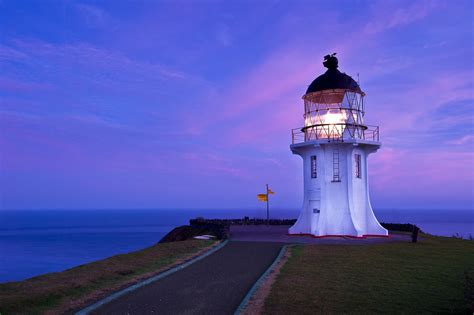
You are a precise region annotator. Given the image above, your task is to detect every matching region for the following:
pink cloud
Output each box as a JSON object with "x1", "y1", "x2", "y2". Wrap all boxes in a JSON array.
[
  {"x1": 1, "y1": 0, "x2": 471, "y2": 209},
  {"x1": 448, "y1": 135, "x2": 474, "y2": 146},
  {"x1": 370, "y1": 149, "x2": 473, "y2": 200}
]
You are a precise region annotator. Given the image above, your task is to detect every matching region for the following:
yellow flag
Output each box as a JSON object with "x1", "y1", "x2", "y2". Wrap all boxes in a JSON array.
[
  {"x1": 268, "y1": 189, "x2": 275, "y2": 195},
  {"x1": 257, "y1": 194, "x2": 268, "y2": 201}
]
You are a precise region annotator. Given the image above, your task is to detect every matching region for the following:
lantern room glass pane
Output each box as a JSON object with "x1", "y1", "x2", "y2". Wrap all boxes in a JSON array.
[{"x1": 302, "y1": 90, "x2": 366, "y2": 141}]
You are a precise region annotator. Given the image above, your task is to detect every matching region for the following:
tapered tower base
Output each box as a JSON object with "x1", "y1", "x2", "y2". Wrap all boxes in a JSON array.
[{"x1": 288, "y1": 140, "x2": 388, "y2": 238}]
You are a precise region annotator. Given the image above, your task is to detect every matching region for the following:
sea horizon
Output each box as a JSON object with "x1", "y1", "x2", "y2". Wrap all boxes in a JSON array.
[{"x1": 1, "y1": 208, "x2": 473, "y2": 283}]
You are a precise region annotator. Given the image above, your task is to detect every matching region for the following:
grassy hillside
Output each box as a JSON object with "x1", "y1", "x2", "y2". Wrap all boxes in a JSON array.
[
  {"x1": 264, "y1": 234, "x2": 474, "y2": 314},
  {"x1": 0, "y1": 239, "x2": 215, "y2": 314}
]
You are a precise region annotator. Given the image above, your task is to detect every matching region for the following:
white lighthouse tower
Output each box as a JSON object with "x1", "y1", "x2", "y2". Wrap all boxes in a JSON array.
[{"x1": 289, "y1": 54, "x2": 388, "y2": 238}]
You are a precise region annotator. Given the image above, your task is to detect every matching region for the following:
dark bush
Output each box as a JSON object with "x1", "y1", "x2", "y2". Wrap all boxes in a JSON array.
[
  {"x1": 189, "y1": 218, "x2": 297, "y2": 226},
  {"x1": 380, "y1": 223, "x2": 422, "y2": 233},
  {"x1": 159, "y1": 225, "x2": 213, "y2": 243}
]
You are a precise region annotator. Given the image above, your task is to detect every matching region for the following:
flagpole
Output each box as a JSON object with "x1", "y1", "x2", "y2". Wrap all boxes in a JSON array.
[{"x1": 266, "y1": 183, "x2": 269, "y2": 224}]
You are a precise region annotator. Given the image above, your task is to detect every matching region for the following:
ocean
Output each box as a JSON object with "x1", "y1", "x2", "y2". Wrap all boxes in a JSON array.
[{"x1": 0, "y1": 208, "x2": 472, "y2": 283}]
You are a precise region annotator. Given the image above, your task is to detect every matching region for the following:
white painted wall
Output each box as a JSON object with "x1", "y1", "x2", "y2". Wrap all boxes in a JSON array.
[{"x1": 289, "y1": 140, "x2": 388, "y2": 237}]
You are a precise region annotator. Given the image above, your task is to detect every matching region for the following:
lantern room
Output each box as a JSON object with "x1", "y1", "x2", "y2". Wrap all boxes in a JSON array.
[{"x1": 292, "y1": 54, "x2": 379, "y2": 144}]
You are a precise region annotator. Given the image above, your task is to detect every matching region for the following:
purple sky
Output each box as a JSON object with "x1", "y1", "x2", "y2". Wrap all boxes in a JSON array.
[{"x1": 0, "y1": 0, "x2": 473, "y2": 210}]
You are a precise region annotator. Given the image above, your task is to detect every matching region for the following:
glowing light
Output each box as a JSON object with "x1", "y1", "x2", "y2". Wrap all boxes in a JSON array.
[
  {"x1": 323, "y1": 110, "x2": 347, "y2": 137},
  {"x1": 305, "y1": 109, "x2": 348, "y2": 139},
  {"x1": 322, "y1": 109, "x2": 347, "y2": 125}
]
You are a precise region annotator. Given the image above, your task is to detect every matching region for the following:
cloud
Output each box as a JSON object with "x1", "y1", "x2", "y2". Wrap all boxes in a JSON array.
[
  {"x1": 75, "y1": 3, "x2": 109, "y2": 28},
  {"x1": 179, "y1": 44, "x2": 334, "y2": 142},
  {"x1": 2, "y1": 39, "x2": 201, "y2": 92},
  {"x1": 370, "y1": 69, "x2": 473, "y2": 149},
  {"x1": 216, "y1": 25, "x2": 233, "y2": 47},
  {"x1": 0, "y1": 45, "x2": 28, "y2": 61},
  {"x1": 0, "y1": 77, "x2": 55, "y2": 92},
  {"x1": 65, "y1": 113, "x2": 130, "y2": 130},
  {"x1": 1, "y1": 0, "x2": 472, "y2": 209},
  {"x1": 364, "y1": 0, "x2": 441, "y2": 34},
  {"x1": 447, "y1": 135, "x2": 474, "y2": 146}
]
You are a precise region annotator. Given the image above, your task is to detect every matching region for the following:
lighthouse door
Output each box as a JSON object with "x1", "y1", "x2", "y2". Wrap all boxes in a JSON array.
[{"x1": 310, "y1": 200, "x2": 321, "y2": 228}]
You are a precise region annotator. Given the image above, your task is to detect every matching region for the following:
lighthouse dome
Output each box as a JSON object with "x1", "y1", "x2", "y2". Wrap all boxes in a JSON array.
[{"x1": 306, "y1": 54, "x2": 362, "y2": 94}]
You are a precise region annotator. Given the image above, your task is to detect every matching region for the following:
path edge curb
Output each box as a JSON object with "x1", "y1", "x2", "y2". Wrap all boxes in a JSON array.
[
  {"x1": 75, "y1": 239, "x2": 229, "y2": 315},
  {"x1": 234, "y1": 245, "x2": 288, "y2": 315}
]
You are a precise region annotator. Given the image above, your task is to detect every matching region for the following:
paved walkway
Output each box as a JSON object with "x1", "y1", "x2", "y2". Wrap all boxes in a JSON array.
[
  {"x1": 231, "y1": 225, "x2": 410, "y2": 244},
  {"x1": 92, "y1": 241, "x2": 282, "y2": 315},
  {"x1": 91, "y1": 226, "x2": 407, "y2": 314}
]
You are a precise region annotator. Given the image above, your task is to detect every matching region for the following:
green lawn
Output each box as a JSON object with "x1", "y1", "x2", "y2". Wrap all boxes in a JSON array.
[
  {"x1": 264, "y1": 234, "x2": 474, "y2": 314},
  {"x1": 0, "y1": 239, "x2": 215, "y2": 315}
]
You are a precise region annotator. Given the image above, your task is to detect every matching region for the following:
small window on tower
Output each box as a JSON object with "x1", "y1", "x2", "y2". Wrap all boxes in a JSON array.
[
  {"x1": 311, "y1": 156, "x2": 317, "y2": 178},
  {"x1": 355, "y1": 154, "x2": 361, "y2": 178}
]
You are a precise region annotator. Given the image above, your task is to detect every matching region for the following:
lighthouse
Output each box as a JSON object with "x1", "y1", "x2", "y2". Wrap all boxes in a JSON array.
[{"x1": 289, "y1": 54, "x2": 388, "y2": 237}]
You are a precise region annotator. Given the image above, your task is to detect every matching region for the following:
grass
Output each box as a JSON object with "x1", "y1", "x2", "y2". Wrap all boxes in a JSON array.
[
  {"x1": 263, "y1": 234, "x2": 474, "y2": 314},
  {"x1": 0, "y1": 239, "x2": 215, "y2": 315}
]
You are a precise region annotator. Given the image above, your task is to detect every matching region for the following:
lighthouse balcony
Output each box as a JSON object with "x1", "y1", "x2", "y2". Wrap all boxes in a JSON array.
[{"x1": 291, "y1": 124, "x2": 379, "y2": 144}]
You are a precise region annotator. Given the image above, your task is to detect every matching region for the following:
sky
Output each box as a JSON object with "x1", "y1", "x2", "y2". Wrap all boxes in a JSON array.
[{"x1": 0, "y1": 0, "x2": 473, "y2": 211}]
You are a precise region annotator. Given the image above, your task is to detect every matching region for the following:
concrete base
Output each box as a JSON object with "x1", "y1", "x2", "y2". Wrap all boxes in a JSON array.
[{"x1": 230, "y1": 225, "x2": 407, "y2": 245}]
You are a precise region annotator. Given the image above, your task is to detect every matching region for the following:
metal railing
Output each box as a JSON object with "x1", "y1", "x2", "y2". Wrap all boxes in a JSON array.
[
  {"x1": 364, "y1": 125, "x2": 379, "y2": 142},
  {"x1": 291, "y1": 124, "x2": 379, "y2": 144}
]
